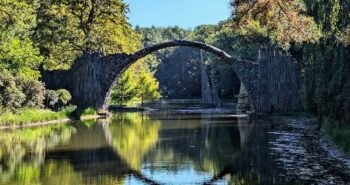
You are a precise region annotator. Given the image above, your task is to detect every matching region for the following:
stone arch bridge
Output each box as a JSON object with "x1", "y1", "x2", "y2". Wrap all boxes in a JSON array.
[{"x1": 42, "y1": 40, "x2": 302, "y2": 113}]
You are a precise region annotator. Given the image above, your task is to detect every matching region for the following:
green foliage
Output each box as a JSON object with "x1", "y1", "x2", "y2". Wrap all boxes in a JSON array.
[
  {"x1": 110, "y1": 70, "x2": 138, "y2": 106},
  {"x1": 0, "y1": 107, "x2": 76, "y2": 125},
  {"x1": 232, "y1": 0, "x2": 321, "y2": 49},
  {"x1": 109, "y1": 113, "x2": 160, "y2": 170},
  {"x1": 45, "y1": 89, "x2": 72, "y2": 110},
  {"x1": 0, "y1": 123, "x2": 76, "y2": 184},
  {"x1": 33, "y1": 0, "x2": 141, "y2": 69},
  {"x1": 56, "y1": 89, "x2": 72, "y2": 105},
  {"x1": 80, "y1": 107, "x2": 97, "y2": 117},
  {"x1": 300, "y1": 0, "x2": 350, "y2": 121},
  {"x1": 138, "y1": 73, "x2": 161, "y2": 103},
  {"x1": 231, "y1": 0, "x2": 349, "y2": 122},
  {"x1": 110, "y1": 61, "x2": 161, "y2": 106},
  {"x1": 0, "y1": 69, "x2": 26, "y2": 110},
  {"x1": 0, "y1": 69, "x2": 47, "y2": 111},
  {"x1": 18, "y1": 79, "x2": 46, "y2": 109},
  {"x1": 136, "y1": 26, "x2": 190, "y2": 46},
  {"x1": 0, "y1": 0, "x2": 43, "y2": 79}
]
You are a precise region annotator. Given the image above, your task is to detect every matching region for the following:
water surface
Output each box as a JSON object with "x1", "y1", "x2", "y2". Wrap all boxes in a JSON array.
[{"x1": 0, "y1": 111, "x2": 289, "y2": 185}]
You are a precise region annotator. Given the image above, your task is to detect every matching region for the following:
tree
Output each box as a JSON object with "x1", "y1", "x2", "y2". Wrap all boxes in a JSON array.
[
  {"x1": 0, "y1": 0, "x2": 43, "y2": 79},
  {"x1": 300, "y1": 0, "x2": 350, "y2": 122},
  {"x1": 138, "y1": 73, "x2": 161, "y2": 104},
  {"x1": 231, "y1": 0, "x2": 321, "y2": 48},
  {"x1": 110, "y1": 70, "x2": 138, "y2": 106},
  {"x1": 33, "y1": 0, "x2": 141, "y2": 69},
  {"x1": 0, "y1": 69, "x2": 26, "y2": 111},
  {"x1": 110, "y1": 60, "x2": 161, "y2": 106}
]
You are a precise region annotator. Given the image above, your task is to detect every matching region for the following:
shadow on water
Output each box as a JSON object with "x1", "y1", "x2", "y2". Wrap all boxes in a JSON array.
[{"x1": 0, "y1": 111, "x2": 294, "y2": 185}]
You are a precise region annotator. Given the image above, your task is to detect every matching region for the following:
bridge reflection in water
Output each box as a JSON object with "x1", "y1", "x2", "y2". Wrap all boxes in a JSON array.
[{"x1": 0, "y1": 113, "x2": 286, "y2": 185}]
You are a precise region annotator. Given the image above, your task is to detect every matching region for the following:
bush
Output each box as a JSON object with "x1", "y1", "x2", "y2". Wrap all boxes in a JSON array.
[
  {"x1": 56, "y1": 89, "x2": 72, "y2": 105},
  {"x1": 45, "y1": 89, "x2": 72, "y2": 110},
  {"x1": 17, "y1": 79, "x2": 45, "y2": 108},
  {"x1": 0, "y1": 69, "x2": 26, "y2": 110},
  {"x1": 81, "y1": 107, "x2": 97, "y2": 117},
  {"x1": 0, "y1": 69, "x2": 47, "y2": 111}
]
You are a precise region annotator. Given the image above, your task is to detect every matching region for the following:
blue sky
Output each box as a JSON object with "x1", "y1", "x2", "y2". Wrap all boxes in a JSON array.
[{"x1": 124, "y1": 0, "x2": 231, "y2": 29}]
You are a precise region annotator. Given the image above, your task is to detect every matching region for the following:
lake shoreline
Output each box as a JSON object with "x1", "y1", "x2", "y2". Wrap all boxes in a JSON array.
[
  {"x1": 269, "y1": 117, "x2": 350, "y2": 184},
  {"x1": 0, "y1": 115, "x2": 102, "y2": 131}
]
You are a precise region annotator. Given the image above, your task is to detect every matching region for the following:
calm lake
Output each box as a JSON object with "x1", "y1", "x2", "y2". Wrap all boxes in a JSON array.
[{"x1": 0, "y1": 104, "x2": 295, "y2": 185}]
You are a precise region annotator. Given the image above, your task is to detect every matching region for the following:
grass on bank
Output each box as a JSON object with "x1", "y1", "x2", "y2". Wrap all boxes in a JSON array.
[
  {"x1": 81, "y1": 107, "x2": 98, "y2": 117},
  {"x1": 0, "y1": 106, "x2": 99, "y2": 126},
  {"x1": 0, "y1": 106, "x2": 77, "y2": 126},
  {"x1": 323, "y1": 118, "x2": 350, "y2": 153}
]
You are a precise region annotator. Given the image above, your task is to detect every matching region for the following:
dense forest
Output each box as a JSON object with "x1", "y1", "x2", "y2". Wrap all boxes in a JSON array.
[
  {"x1": 0, "y1": 0, "x2": 349, "y2": 125},
  {"x1": 231, "y1": 0, "x2": 350, "y2": 123}
]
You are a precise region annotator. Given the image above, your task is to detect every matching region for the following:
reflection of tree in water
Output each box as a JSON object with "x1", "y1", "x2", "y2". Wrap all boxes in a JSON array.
[
  {"x1": 0, "y1": 125, "x2": 76, "y2": 185},
  {"x1": 109, "y1": 113, "x2": 160, "y2": 170},
  {"x1": 0, "y1": 115, "x2": 161, "y2": 185},
  {"x1": 38, "y1": 114, "x2": 161, "y2": 185}
]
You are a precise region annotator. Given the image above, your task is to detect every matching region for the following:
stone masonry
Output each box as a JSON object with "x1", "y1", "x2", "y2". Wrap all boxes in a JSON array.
[{"x1": 42, "y1": 40, "x2": 302, "y2": 113}]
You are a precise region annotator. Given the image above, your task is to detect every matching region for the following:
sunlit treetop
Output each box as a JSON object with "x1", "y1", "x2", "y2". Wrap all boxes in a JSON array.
[
  {"x1": 231, "y1": 0, "x2": 322, "y2": 49},
  {"x1": 33, "y1": 0, "x2": 142, "y2": 70},
  {"x1": 0, "y1": 0, "x2": 43, "y2": 79}
]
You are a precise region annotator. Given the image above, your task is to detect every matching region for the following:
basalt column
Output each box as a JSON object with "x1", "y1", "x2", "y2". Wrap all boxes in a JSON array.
[
  {"x1": 42, "y1": 53, "x2": 130, "y2": 111},
  {"x1": 256, "y1": 47, "x2": 303, "y2": 112}
]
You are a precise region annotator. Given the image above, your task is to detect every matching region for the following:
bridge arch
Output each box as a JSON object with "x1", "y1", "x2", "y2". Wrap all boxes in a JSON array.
[
  {"x1": 101, "y1": 40, "x2": 257, "y2": 111},
  {"x1": 129, "y1": 40, "x2": 232, "y2": 63},
  {"x1": 42, "y1": 40, "x2": 259, "y2": 112}
]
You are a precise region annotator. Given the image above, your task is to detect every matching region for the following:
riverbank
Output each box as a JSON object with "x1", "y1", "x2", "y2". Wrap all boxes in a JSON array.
[
  {"x1": 269, "y1": 117, "x2": 350, "y2": 184},
  {"x1": 0, "y1": 107, "x2": 101, "y2": 130}
]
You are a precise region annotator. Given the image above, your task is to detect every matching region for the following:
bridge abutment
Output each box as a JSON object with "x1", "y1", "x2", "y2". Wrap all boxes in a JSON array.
[
  {"x1": 236, "y1": 47, "x2": 303, "y2": 113},
  {"x1": 42, "y1": 53, "x2": 131, "y2": 111}
]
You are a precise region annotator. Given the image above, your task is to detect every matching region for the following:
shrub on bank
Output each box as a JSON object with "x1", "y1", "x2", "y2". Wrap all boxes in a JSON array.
[
  {"x1": 0, "y1": 69, "x2": 47, "y2": 111},
  {"x1": 81, "y1": 107, "x2": 98, "y2": 117},
  {"x1": 19, "y1": 79, "x2": 46, "y2": 108},
  {"x1": 0, "y1": 69, "x2": 26, "y2": 110},
  {"x1": 45, "y1": 89, "x2": 72, "y2": 111}
]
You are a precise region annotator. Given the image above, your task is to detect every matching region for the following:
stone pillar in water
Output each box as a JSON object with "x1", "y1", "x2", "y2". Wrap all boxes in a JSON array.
[
  {"x1": 201, "y1": 49, "x2": 213, "y2": 104},
  {"x1": 236, "y1": 82, "x2": 251, "y2": 114},
  {"x1": 211, "y1": 76, "x2": 222, "y2": 106}
]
